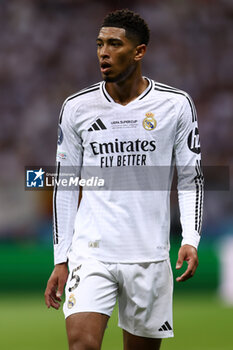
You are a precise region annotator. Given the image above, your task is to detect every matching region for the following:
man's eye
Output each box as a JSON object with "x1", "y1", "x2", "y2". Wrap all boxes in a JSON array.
[{"x1": 97, "y1": 43, "x2": 103, "y2": 47}]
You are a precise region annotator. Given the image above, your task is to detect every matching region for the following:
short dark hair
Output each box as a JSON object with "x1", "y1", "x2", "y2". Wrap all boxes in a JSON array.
[{"x1": 101, "y1": 9, "x2": 150, "y2": 46}]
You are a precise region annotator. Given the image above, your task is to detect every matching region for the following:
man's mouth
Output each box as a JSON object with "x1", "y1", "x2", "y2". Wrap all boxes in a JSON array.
[{"x1": 100, "y1": 62, "x2": 111, "y2": 74}]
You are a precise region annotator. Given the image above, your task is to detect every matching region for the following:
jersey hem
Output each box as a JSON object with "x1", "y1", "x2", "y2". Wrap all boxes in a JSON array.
[{"x1": 68, "y1": 251, "x2": 170, "y2": 264}]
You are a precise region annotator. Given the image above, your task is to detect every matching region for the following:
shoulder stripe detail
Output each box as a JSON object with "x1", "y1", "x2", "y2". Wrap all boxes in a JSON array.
[
  {"x1": 66, "y1": 84, "x2": 100, "y2": 102},
  {"x1": 53, "y1": 161, "x2": 60, "y2": 244},
  {"x1": 154, "y1": 84, "x2": 197, "y2": 122},
  {"x1": 67, "y1": 87, "x2": 100, "y2": 102},
  {"x1": 80, "y1": 82, "x2": 101, "y2": 91},
  {"x1": 59, "y1": 86, "x2": 100, "y2": 124},
  {"x1": 154, "y1": 81, "x2": 179, "y2": 91},
  {"x1": 69, "y1": 83, "x2": 100, "y2": 97}
]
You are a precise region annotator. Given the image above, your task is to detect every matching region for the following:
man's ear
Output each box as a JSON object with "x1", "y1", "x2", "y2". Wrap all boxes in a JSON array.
[{"x1": 134, "y1": 44, "x2": 147, "y2": 62}]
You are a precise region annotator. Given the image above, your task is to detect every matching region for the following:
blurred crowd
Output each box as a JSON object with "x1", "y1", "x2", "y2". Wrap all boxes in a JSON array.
[{"x1": 0, "y1": 0, "x2": 232, "y2": 240}]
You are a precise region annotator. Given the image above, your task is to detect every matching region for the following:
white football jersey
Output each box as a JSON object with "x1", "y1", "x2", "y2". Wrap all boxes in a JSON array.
[{"x1": 53, "y1": 78, "x2": 204, "y2": 264}]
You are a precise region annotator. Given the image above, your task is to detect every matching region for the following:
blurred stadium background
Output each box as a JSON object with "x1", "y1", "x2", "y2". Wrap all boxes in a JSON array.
[{"x1": 0, "y1": 0, "x2": 232, "y2": 349}]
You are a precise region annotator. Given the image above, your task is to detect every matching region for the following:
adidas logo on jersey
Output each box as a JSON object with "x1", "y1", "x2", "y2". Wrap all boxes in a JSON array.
[
  {"x1": 158, "y1": 321, "x2": 172, "y2": 331},
  {"x1": 88, "y1": 118, "x2": 107, "y2": 131}
]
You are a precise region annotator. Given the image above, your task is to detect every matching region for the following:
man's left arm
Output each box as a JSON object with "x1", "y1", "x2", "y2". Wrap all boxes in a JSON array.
[{"x1": 174, "y1": 95, "x2": 204, "y2": 282}]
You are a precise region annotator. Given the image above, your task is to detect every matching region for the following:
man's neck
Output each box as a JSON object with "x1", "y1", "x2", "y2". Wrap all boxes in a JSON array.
[{"x1": 105, "y1": 70, "x2": 148, "y2": 106}]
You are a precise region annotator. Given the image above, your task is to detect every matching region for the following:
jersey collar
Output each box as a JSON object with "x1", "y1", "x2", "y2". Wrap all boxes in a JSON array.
[{"x1": 101, "y1": 77, "x2": 153, "y2": 105}]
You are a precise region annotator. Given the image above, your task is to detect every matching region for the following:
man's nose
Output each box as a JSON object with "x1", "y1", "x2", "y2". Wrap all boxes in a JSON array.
[{"x1": 99, "y1": 45, "x2": 110, "y2": 58}]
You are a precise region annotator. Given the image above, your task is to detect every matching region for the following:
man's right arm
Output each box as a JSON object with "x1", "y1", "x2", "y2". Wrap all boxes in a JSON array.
[
  {"x1": 45, "y1": 262, "x2": 69, "y2": 309},
  {"x1": 45, "y1": 100, "x2": 83, "y2": 309}
]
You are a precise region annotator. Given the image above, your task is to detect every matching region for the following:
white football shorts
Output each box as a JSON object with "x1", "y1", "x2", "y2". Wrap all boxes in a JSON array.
[{"x1": 63, "y1": 257, "x2": 174, "y2": 339}]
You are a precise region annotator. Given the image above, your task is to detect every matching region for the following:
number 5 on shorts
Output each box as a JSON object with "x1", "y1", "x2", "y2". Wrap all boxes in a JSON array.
[{"x1": 68, "y1": 265, "x2": 82, "y2": 292}]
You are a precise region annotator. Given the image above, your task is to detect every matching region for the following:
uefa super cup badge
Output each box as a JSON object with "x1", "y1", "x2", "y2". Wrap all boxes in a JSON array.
[
  {"x1": 143, "y1": 113, "x2": 157, "y2": 131},
  {"x1": 68, "y1": 293, "x2": 76, "y2": 309}
]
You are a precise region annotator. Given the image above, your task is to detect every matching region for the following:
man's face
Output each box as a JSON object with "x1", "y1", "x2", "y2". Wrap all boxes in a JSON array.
[{"x1": 97, "y1": 27, "x2": 138, "y2": 83}]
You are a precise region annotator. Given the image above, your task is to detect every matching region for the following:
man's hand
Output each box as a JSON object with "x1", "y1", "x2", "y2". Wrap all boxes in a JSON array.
[
  {"x1": 44, "y1": 262, "x2": 69, "y2": 309},
  {"x1": 176, "y1": 244, "x2": 198, "y2": 282}
]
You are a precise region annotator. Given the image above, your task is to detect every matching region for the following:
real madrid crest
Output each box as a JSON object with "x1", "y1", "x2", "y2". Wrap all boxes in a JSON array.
[
  {"x1": 68, "y1": 293, "x2": 76, "y2": 309},
  {"x1": 143, "y1": 113, "x2": 157, "y2": 131}
]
